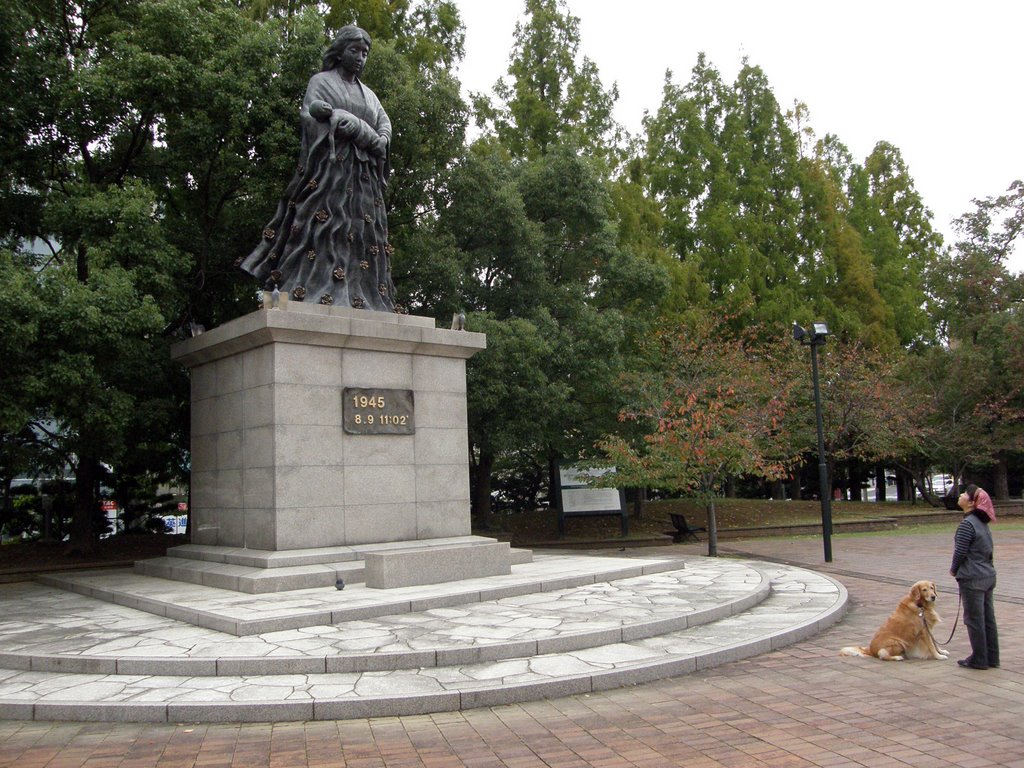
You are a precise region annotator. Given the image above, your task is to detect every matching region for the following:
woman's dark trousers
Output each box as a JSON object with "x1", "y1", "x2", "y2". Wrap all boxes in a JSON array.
[{"x1": 961, "y1": 583, "x2": 999, "y2": 668}]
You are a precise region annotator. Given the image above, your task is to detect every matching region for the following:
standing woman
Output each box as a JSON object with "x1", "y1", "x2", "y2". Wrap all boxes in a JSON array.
[
  {"x1": 949, "y1": 484, "x2": 999, "y2": 669},
  {"x1": 241, "y1": 25, "x2": 398, "y2": 312}
]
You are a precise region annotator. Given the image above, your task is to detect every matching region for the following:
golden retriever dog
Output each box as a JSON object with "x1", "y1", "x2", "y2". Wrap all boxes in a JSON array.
[{"x1": 840, "y1": 580, "x2": 948, "y2": 661}]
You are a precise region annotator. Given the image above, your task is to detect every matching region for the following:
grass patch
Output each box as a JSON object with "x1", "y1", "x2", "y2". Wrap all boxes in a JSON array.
[
  {"x1": 478, "y1": 497, "x2": 980, "y2": 545},
  {"x1": 760, "y1": 518, "x2": 1024, "y2": 541}
]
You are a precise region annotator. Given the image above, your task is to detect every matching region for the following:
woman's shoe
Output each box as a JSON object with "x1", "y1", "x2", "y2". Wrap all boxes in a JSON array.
[{"x1": 958, "y1": 658, "x2": 989, "y2": 669}]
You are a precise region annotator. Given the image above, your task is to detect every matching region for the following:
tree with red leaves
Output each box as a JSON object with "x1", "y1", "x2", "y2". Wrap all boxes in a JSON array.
[{"x1": 598, "y1": 314, "x2": 795, "y2": 555}]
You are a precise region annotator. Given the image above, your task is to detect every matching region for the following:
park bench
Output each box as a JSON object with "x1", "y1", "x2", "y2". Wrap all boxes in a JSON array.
[{"x1": 667, "y1": 512, "x2": 706, "y2": 543}]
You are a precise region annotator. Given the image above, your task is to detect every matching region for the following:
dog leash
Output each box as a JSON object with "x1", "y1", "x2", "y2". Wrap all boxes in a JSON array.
[{"x1": 922, "y1": 592, "x2": 961, "y2": 647}]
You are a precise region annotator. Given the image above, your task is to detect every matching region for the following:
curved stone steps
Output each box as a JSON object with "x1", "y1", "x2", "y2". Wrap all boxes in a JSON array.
[
  {"x1": 3, "y1": 560, "x2": 766, "y2": 676},
  {"x1": 37, "y1": 553, "x2": 690, "y2": 635},
  {"x1": 0, "y1": 563, "x2": 846, "y2": 722}
]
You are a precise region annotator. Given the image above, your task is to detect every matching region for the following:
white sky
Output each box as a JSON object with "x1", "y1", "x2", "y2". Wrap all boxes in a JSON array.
[{"x1": 453, "y1": 0, "x2": 1023, "y2": 275}]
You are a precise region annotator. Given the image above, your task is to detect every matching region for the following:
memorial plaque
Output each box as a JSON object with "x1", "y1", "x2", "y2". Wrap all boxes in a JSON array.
[{"x1": 343, "y1": 387, "x2": 415, "y2": 434}]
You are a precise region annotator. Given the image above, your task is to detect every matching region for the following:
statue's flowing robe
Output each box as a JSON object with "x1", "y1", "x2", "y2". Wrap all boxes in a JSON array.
[{"x1": 240, "y1": 70, "x2": 396, "y2": 311}]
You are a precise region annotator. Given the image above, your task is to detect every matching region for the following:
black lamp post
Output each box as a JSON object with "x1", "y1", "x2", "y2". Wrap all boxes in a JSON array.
[{"x1": 793, "y1": 322, "x2": 833, "y2": 563}]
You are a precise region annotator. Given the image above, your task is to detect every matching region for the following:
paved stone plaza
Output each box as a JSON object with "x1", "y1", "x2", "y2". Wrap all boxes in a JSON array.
[
  {"x1": 1, "y1": 529, "x2": 1022, "y2": 766},
  {"x1": 0, "y1": 553, "x2": 844, "y2": 722}
]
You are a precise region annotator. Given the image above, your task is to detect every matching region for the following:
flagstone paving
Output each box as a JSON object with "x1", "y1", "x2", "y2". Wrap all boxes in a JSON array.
[
  {"x1": 3, "y1": 530, "x2": 1022, "y2": 766},
  {"x1": 2, "y1": 556, "x2": 765, "y2": 673},
  {"x1": 0, "y1": 554, "x2": 844, "y2": 722}
]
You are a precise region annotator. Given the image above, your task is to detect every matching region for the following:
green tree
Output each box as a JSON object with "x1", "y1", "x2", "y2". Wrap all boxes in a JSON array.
[
  {"x1": 925, "y1": 181, "x2": 1024, "y2": 497},
  {"x1": 645, "y1": 58, "x2": 813, "y2": 330},
  {"x1": 646, "y1": 62, "x2": 916, "y2": 346},
  {"x1": 249, "y1": 0, "x2": 464, "y2": 69},
  {"x1": 431, "y1": 140, "x2": 662, "y2": 518},
  {"x1": 0, "y1": 249, "x2": 47, "y2": 529},
  {"x1": 717, "y1": 62, "x2": 806, "y2": 327},
  {"x1": 447, "y1": 0, "x2": 662, "y2": 518},
  {"x1": 143, "y1": 3, "x2": 326, "y2": 328},
  {"x1": 466, "y1": 312, "x2": 568, "y2": 517},
  {"x1": 848, "y1": 141, "x2": 944, "y2": 347},
  {"x1": 1, "y1": 0, "x2": 201, "y2": 550},
  {"x1": 643, "y1": 56, "x2": 730, "y2": 286},
  {"x1": 1, "y1": 0, "x2": 472, "y2": 549},
  {"x1": 475, "y1": 0, "x2": 620, "y2": 162},
  {"x1": 797, "y1": 147, "x2": 896, "y2": 348},
  {"x1": 607, "y1": 157, "x2": 702, "y2": 317}
]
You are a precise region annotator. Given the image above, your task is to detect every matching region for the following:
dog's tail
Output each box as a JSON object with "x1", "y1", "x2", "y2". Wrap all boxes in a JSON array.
[{"x1": 839, "y1": 646, "x2": 870, "y2": 657}]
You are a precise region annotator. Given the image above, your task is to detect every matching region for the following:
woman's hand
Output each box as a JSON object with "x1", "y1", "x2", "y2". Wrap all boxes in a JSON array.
[
  {"x1": 370, "y1": 135, "x2": 388, "y2": 157},
  {"x1": 330, "y1": 109, "x2": 358, "y2": 137}
]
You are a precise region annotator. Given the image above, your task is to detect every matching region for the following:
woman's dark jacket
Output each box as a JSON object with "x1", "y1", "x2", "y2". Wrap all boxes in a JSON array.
[{"x1": 951, "y1": 510, "x2": 996, "y2": 589}]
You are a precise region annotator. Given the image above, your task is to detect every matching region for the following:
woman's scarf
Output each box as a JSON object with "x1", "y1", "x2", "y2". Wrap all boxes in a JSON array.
[{"x1": 973, "y1": 487, "x2": 996, "y2": 522}]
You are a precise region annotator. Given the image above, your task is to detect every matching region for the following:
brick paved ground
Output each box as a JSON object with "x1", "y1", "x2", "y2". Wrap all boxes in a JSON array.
[{"x1": 1, "y1": 528, "x2": 1021, "y2": 768}]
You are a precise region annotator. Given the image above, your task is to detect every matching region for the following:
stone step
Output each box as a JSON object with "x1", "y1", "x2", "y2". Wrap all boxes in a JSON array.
[
  {"x1": 166, "y1": 543, "x2": 363, "y2": 567},
  {"x1": 133, "y1": 556, "x2": 366, "y2": 593},
  {"x1": 164, "y1": 537, "x2": 534, "y2": 570},
  {"x1": 132, "y1": 537, "x2": 534, "y2": 594},
  {"x1": 38, "y1": 553, "x2": 686, "y2": 636},
  {"x1": 4, "y1": 559, "x2": 769, "y2": 677},
  {"x1": 0, "y1": 563, "x2": 846, "y2": 723}
]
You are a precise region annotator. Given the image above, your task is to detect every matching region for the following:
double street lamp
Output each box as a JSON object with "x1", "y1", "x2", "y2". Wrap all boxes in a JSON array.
[{"x1": 792, "y1": 322, "x2": 833, "y2": 563}]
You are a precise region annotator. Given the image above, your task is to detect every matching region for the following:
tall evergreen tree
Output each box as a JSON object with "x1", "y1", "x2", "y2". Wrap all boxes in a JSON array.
[
  {"x1": 645, "y1": 58, "x2": 809, "y2": 329},
  {"x1": 797, "y1": 141, "x2": 896, "y2": 347},
  {"x1": 716, "y1": 62, "x2": 805, "y2": 327},
  {"x1": 643, "y1": 56, "x2": 730, "y2": 282},
  {"x1": 451, "y1": 0, "x2": 664, "y2": 517},
  {"x1": 475, "y1": 0, "x2": 620, "y2": 162},
  {"x1": 848, "y1": 141, "x2": 943, "y2": 347}
]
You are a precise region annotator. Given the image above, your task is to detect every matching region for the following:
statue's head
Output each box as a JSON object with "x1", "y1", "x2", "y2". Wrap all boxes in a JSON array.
[{"x1": 323, "y1": 25, "x2": 372, "y2": 73}]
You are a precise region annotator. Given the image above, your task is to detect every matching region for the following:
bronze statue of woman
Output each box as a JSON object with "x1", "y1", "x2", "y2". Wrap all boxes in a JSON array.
[{"x1": 240, "y1": 25, "x2": 398, "y2": 311}]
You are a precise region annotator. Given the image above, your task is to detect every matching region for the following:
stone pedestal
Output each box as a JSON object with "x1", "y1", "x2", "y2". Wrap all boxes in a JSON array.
[{"x1": 171, "y1": 304, "x2": 486, "y2": 552}]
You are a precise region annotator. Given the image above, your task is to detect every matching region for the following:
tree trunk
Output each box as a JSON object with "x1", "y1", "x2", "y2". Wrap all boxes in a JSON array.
[
  {"x1": 724, "y1": 477, "x2": 737, "y2": 498},
  {"x1": 185, "y1": 475, "x2": 192, "y2": 544},
  {"x1": 0, "y1": 476, "x2": 10, "y2": 527},
  {"x1": 705, "y1": 500, "x2": 718, "y2": 557},
  {"x1": 994, "y1": 455, "x2": 1010, "y2": 500},
  {"x1": 77, "y1": 242, "x2": 89, "y2": 283},
  {"x1": 789, "y1": 472, "x2": 801, "y2": 501},
  {"x1": 68, "y1": 455, "x2": 100, "y2": 555},
  {"x1": 907, "y1": 469, "x2": 941, "y2": 508},
  {"x1": 771, "y1": 479, "x2": 785, "y2": 501},
  {"x1": 632, "y1": 487, "x2": 646, "y2": 520},
  {"x1": 848, "y1": 467, "x2": 863, "y2": 501},
  {"x1": 875, "y1": 465, "x2": 886, "y2": 502},
  {"x1": 41, "y1": 495, "x2": 54, "y2": 542},
  {"x1": 895, "y1": 467, "x2": 911, "y2": 503},
  {"x1": 470, "y1": 449, "x2": 494, "y2": 526}
]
